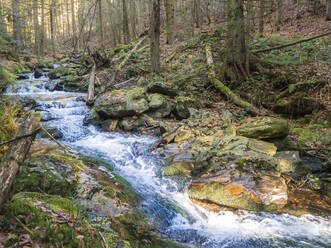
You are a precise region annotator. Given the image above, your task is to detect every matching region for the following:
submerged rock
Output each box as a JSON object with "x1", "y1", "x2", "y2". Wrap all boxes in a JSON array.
[
  {"x1": 94, "y1": 88, "x2": 149, "y2": 118},
  {"x1": 34, "y1": 68, "x2": 44, "y2": 78},
  {"x1": 237, "y1": 117, "x2": 289, "y2": 139}
]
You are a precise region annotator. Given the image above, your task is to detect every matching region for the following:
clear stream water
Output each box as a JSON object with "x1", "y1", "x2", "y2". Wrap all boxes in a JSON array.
[{"x1": 5, "y1": 71, "x2": 331, "y2": 248}]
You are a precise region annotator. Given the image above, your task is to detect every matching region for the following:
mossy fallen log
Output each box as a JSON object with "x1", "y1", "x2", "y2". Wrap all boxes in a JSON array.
[{"x1": 205, "y1": 45, "x2": 266, "y2": 116}]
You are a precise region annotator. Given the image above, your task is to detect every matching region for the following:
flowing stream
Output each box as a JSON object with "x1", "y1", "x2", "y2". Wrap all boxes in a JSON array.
[{"x1": 5, "y1": 71, "x2": 331, "y2": 248}]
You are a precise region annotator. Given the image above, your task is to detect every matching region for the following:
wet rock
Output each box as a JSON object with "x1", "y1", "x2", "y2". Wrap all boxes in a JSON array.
[
  {"x1": 120, "y1": 117, "x2": 147, "y2": 131},
  {"x1": 34, "y1": 68, "x2": 44, "y2": 78},
  {"x1": 40, "y1": 111, "x2": 58, "y2": 121},
  {"x1": 189, "y1": 173, "x2": 288, "y2": 212},
  {"x1": 45, "y1": 81, "x2": 59, "y2": 91},
  {"x1": 148, "y1": 93, "x2": 173, "y2": 118},
  {"x1": 83, "y1": 109, "x2": 102, "y2": 126},
  {"x1": 164, "y1": 162, "x2": 192, "y2": 177},
  {"x1": 275, "y1": 151, "x2": 301, "y2": 173},
  {"x1": 76, "y1": 96, "x2": 87, "y2": 102},
  {"x1": 174, "y1": 129, "x2": 194, "y2": 143},
  {"x1": 237, "y1": 117, "x2": 289, "y2": 139},
  {"x1": 94, "y1": 88, "x2": 149, "y2": 118},
  {"x1": 146, "y1": 81, "x2": 177, "y2": 97},
  {"x1": 39, "y1": 126, "x2": 63, "y2": 139},
  {"x1": 17, "y1": 74, "x2": 30, "y2": 80},
  {"x1": 48, "y1": 66, "x2": 70, "y2": 79}
]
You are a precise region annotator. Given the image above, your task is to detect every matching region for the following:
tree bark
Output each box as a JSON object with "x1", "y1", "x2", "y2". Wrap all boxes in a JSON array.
[
  {"x1": 33, "y1": 0, "x2": 40, "y2": 60},
  {"x1": 0, "y1": 112, "x2": 40, "y2": 212},
  {"x1": 41, "y1": 0, "x2": 45, "y2": 56},
  {"x1": 98, "y1": 0, "x2": 104, "y2": 46},
  {"x1": 326, "y1": 0, "x2": 331, "y2": 20},
  {"x1": 12, "y1": 0, "x2": 22, "y2": 54},
  {"x1": 50, "y1": 0, "x2": 56, "y2": 57},
  {"x1": 276, "y1": 0, "x2": 282, "y2": 31},
  {"x1": 71, "y1": 0, "x2": 77, "y2": 51},
  {"x1": 259, "y1": 0, "x2": 265, "y2": 34},
  {"x1": 225, "y1": 0, "x2": 248, "y2": 80},
  {"x1": 122, "y1": 0, "x2": 130, "y2": 44},
  {"x1": 164, "y1": 0, "x2": 175, "y2": 44},
  {"x1": 87, "y1": 63, "x2": 96, "y2": 106},
  {"x1": 150, "y1": 0, "x2": 160, "y2": 73}
]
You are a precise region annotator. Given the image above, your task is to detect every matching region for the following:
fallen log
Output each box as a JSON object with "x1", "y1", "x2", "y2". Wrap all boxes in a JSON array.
[
  {"x1": 252, "y1": 31, "x2": 331, "y2": 53},
  {"x1": 113, "y1": 78, "x2": 135, "y2": 89},
  {"x1": 87, "y1": 62, "x2": 96, "y2": 106},
  {"x1": 0, "y1": 112, "x2": 41, "y2": 211},
  {"x1": 205, "y1": 45, "x2": 266, "y2": 116}
]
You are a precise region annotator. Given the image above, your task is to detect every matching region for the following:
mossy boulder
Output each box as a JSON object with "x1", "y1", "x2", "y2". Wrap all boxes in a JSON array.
[
  {"x1": 273, "y1": 93, "x2": 318, "y2": 116},
  {"x1": 94, "y1": 88, "x2": 149, "y2": 118},
  {"x1": 48, "y1": 66, "x2": 70, "y2": 79},
  {"x1": 189, "y1": 174, "x2": 287, "y2": 212},
  {"x1": 2, "y1": 192, "x2": 126, "y2": 247},
  {"x1": 237, "y1": 117, "x2": 289, "y2": 139},
  {"x1": 15, "y1": 155, "x2": 77, "y2": 197},
  {"x1": 174, "y1": 97, "x2": 200, "y2": 120},
  {"x1": 8, "y1": 63, "x2": 31, "y2": 74},
  {"x1": 146, "y1": 81, "x2": 177, "y2": 96},
  {"x1": 148, "y1": 93, "x2": 173, "y2": 118}
]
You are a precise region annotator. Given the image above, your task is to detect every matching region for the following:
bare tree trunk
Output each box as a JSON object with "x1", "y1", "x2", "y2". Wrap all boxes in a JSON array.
[
  {"x1": 12, "y1": 0, "x2": 22, "y2": 54},
  {"x1": 296, "y1": 0, "x2": 301, "y2": 19},
  {"x1": 276, "y1": 0, "x2": 282, "y2": 31},
  {"x1": 33, "y1": 0, "x2": 40, "y2": 60},
  {"x1": 40, "y1": 0, "x2": 45, "y2": 56},
  {"x1": 66, "y1": 0, "x2": 71, "y2": 37},
  {"x1": 0, "y1": 112, "x2": 40, "y2": 212},
  {"x1": 225, "y1": 0, "x2": 248, "y2": 80},
  {"x1": 164, "y1": 0, "x2": 175, "y2": 44},
  {"x1": 98, "y1": 0, "x2": 104, "y2": 46},
  {"x1": 71, "y1": 0, "x2": 77, "y2": 51},
  {"x1": 259, "y1": 0, "x2": 265, "y2": 34},
  {"x1": 122, "y1": 0, "x2": 130, "y2": 44},
  {"x1": 50, "y1": 0, "x2": 56, "y2": 57},
  {"x1": 326, "y1": 0, "x2": 331, "y2": 20},
  {"x1": 150, "y1": 0, "x2": 160, "y2": 73}
]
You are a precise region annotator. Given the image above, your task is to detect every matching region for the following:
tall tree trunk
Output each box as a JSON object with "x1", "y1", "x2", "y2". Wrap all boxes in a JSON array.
[
  {"x1": 259, "y1": 0, "x2": 265, "y2": 34},
  {"x1": 150, "y1": 0, "x2": 160, "y2": 73},
  {"x1": 71, "y1": 0, "x2": 77, "y2": 51},
  {"x1": 40, "y1": 0, "x2": 45, "y2": 56},
  {"x1": 164, "y1": 0, "x2": 175, "y2": 44},
  {"x1": 98, "y1": 0, "x2": 104, "y2": 46},
  {"x1": 50, "y1": 0, "x2": 56, "y2": 57},
  {"x1": 33, "y1": 0, "x2": 40, "y2": 60},
  {"x1": 225, "y1": 0, "x2": 248, "y2": 80},
  {"x1": 66, "y1": 0, "x2": 71, "y2": 37},
  {"x1": 326, "y1": 0, "x2": 331, "y2": 20},
  {"x1": 296, "y1": 0, "x2": 301, "y2": 19},
  {"x1": 12, "y1": 0, "x2": 22, "y2": 54},
  {"x1": 0, "y1": 112, "x2": 40, "y2": 212},
  {"x1": 276, "y1": 0, "x2": 283, "y2": 31},
  {"x1": 247, "y1": 0, "x2": 254, "y2": 32},
  {"x1": 122, "y1": 0, "x2": 130, "y2": 44}
]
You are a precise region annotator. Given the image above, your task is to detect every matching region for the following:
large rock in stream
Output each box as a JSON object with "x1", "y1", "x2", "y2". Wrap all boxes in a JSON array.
[{"x1": 94, "y1": 88, "x2": 149, "y2": 118}]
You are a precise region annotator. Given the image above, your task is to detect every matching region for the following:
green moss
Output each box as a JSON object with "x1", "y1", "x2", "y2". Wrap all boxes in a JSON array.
[
  {"x1": 7, "y1": 63, "x2": 31, "y2": 74},
  {"x1": 48, "y1": 66, "x2": 71, "y2": 79},
  {"x1": 0, "y1": 65, "x2": 17, "y2": 91},
  {"x1": 15, "y1": 156, "x2": 76, "y2": 197},
  {"x1": 164, "y1": 162, "x2": 191, "y2": 177}
]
